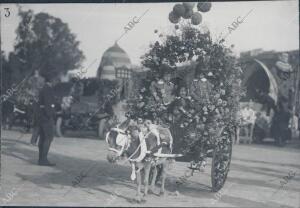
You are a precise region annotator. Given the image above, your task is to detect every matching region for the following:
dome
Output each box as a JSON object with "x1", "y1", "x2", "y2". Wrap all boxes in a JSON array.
[{"x1": 97, "y1": 42, "x2": 131, "y2": 80}]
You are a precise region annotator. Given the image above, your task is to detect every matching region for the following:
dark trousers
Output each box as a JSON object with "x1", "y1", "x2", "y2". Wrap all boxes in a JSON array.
[
  {"x1": 31, "y1": 126, "x2": 40, "y2": 144},
  {"x1": 38, "y1": 119, "x2": 54, "y2": 162},
  {"x1": 31, "y1": 101, "x2": 40, "y2": 144}
]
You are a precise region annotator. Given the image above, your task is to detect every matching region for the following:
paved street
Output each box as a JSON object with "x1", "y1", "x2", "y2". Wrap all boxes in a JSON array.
[{"x1": 1, "y1": 129, "x2": 300, "y2": 207}]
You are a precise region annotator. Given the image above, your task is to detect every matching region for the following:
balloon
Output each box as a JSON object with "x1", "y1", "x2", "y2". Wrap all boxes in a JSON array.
[
  {"x1": 197, "y1": 2, "x2": 212, "y2": 12},
  {"x1": 169, "y1": 11, "x2": 180, "y2": 24},
  {"x1": 182, "y1": 2, "x2": 195, "y2": 10},
  {"x1": 173, "y1": 4, "x2": 186, "y2": 17},
  {"x1": 191, "y1": 12, "x2": 202, "y2": 25},
  {"x1": 182, "y1": 8, "x2": 193, "y2": 19}
]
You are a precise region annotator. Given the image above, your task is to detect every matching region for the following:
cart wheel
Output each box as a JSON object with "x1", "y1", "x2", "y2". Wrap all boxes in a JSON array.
[
  {"x1": 56, "y1": 117, "x2": 65, "y2": 137},
  {"x1": 98, "y1": 118, "x2": 108, "y2": 139},
  {"x1": 211, "y1": 128, "x2": 233, "y2": 192}
]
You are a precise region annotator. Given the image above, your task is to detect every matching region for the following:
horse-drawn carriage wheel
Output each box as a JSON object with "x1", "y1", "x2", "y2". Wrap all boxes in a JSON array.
[
  {"x1": 211, "y1": 128, "x2": 233, "y2": 192},
  {"x1": 56, "y1": 117, "x2": 65, "y2": 137}
]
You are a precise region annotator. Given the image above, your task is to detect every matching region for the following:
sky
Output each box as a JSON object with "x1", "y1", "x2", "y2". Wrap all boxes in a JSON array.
[{"x1": 1, "y1": 1, "x2": 299, "y2": 78}]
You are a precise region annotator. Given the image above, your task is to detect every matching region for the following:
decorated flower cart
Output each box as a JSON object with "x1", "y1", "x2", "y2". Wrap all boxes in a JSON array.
[{"x1": 126, "y1": 2, "x2": 242, "y2": 192}]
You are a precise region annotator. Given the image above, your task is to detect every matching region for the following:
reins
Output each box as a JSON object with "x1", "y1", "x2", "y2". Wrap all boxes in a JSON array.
[{"x1": 126, "y1": 142, "x2": 142, "y2": 161}]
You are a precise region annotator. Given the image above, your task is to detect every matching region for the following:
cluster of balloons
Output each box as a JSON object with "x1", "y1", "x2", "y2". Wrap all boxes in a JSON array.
[{"x1": 169, "y1": 2, "x2": 212, "y2": 25}]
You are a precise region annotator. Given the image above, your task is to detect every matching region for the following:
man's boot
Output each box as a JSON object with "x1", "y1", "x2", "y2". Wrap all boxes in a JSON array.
[{"x1": 39, "y1": 139, "x2": 55, "y2": 166}]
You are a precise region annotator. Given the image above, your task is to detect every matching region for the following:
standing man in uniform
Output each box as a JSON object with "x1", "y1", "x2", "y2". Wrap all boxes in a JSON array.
[
  {"x1": 38, "y1": 72, "x2": 57, "y2": 166},
  {"x1": 29, "y1": 69, "x2": 45, "y2": 145}
]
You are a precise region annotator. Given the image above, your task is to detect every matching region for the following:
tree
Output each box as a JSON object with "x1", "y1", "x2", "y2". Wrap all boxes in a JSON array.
[
  {"x1": 0, "y1": 51, "x2": 13, "y2": 94},
  {"x1": 13, "y1": 7, "x2": 85, "y2": 81}
]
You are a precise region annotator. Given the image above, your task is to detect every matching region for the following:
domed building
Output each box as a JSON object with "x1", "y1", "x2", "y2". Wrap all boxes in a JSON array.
[
  {"x1": 97, "y1": 42, "x2": 150, "y2": 101},
  {"x1": 97, "y1": 42, "x2": 136, "y2": 102},
  {"x1": 97, "y1": 42, "x2": 132, "y2": 80}
]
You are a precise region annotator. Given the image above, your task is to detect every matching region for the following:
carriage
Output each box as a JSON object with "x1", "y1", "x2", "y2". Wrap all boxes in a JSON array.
[
  {"x1": 239, "y1": 51, "x2": 299, "y2": 146},
  {"x1": 103, "y1": 23, "x2": 242, "y2": 194},
  {"x1": 54, "y1": 78, "x2": 120, "y2": 138},
  {"x1": 105, "y1": 64, "x2": 234, "y2": 193}
]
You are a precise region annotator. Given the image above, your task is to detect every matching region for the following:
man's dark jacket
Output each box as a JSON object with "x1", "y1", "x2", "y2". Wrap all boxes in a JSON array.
[{"x1": 38, "y1": 83, "x2": 56, "y2": 123}]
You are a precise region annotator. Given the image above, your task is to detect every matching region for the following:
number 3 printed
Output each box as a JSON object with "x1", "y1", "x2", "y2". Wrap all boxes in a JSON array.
[{"x1": 4, "y1": 8, "x2": 10, "y2": 17}]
